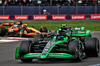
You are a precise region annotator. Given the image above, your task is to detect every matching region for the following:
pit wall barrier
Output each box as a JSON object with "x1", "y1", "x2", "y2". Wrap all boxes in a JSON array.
[{"x1": 0, "y1": 14, "x2": 100, "y2": 20}]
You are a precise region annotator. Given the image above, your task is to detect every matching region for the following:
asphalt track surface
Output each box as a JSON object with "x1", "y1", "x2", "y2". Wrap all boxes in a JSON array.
[{"x1": 0, "y1": 31, "x2": 100, "y2": 66}]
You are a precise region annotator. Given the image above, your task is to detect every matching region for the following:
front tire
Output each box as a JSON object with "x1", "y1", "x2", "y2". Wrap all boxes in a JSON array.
[
  {"x1": 68, "y1": 40, "x2": 83, "y2": 62},
  {"x1": 19, "y1": 40, "x2": 33, "y2": 62}
]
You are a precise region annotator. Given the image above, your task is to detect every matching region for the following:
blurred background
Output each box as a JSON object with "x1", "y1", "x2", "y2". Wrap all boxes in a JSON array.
[
  {"x1": 0, "y1": 0, "x2": 99, "y2": 18},
  {"x1": 0, "y1": 0, "x2": 99, "y2": 6}
]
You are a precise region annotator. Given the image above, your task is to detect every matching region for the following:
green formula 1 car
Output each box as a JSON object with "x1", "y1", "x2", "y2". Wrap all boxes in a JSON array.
[{"x1": 15, "y1": 27, "x2": 99, "y2": 62}]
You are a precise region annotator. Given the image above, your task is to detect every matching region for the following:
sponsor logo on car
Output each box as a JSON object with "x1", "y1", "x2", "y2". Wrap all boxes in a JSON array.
[
  {"x1": 52, "y1": 15, "x2": 66, "y2": 20},
  {"x1": 78, "y1": 31, "x2": 85, "y2": 34},
  {"x1": 71, "y1": 14, "x2": 85, "y2": 20},
  {"x1": 33, "y1": 15, "x2": 47, "y2": 20},
  {"x1": 14, "y1": 15, "x2": 28, "y2": 20},
  {"x1": 91, "y1": 14, "x2": 100, "y2": 20},
  {"x1": 0, "y1": 15, "x2": 10, "y2": 20}
]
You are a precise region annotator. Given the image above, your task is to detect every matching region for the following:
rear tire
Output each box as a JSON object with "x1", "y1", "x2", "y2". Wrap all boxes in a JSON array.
[
  {"x1": 34, "y1": 34, "x2": 43, "y2": 44},
  {"x1": 84, "y1": 37, "x2": 99, "y2": 57},
  {"x1": 0, "y1": 27, "x2": 6, "y2": 36},
  {"x1": 68, "y1": 40, "x2": 83, "y2": 62},
  {"x1": 19, "y1": 40, "x2": 33, "y2": 62},
  {"x1": 80, "y1": 35, "x2": 91, "y2": 42},
  {"x1": 40, "y1": 27, "x2": 48, "y2": 33}
]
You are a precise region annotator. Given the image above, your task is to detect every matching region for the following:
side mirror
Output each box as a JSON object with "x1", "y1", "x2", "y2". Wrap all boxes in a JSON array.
[{"x1": 49, "y1": 30, "x2": 51, "y2": 32}]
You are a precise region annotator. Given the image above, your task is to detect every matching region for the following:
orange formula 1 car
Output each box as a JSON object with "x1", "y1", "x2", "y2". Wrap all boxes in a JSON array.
[{"x1": 0, "y1": 21, "x2": 48, "y2": 37}]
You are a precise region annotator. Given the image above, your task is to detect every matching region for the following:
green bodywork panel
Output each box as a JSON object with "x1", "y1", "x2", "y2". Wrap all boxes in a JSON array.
[
  {"x1": 81, "y1": 27, "x2": 84, "y2": 31},
  {"x1": 16, "y1": 46, "x2": 74, "y2": 59},
  {"x1": 23, "y1": 53, "x2": 74, "y2": 59},
  {"x1": 15, "y1": 47, "x2": 20, "y2": 59},
  {"x1": 41, "y1": 37, "x2": 68, "y2": 58}
]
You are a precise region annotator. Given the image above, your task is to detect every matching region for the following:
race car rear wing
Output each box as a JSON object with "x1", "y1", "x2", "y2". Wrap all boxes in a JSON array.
[
  {"x1": 61, "y1": 24, "x2": 84, "y2": 31},
  {"x1": 71, "y1": 27, "x2": 84, "y2": 31},
  {"x1": 0, "y1": 22, "x2": 14, "y2": 27},
  {"x1": 68, "y1": 30, "x2": 90, "y2": 37}
]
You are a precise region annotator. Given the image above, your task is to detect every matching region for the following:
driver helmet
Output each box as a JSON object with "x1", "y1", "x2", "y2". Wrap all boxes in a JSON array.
[{"x1": 57, "y1": 36, "x2": 64, "y2": 40}]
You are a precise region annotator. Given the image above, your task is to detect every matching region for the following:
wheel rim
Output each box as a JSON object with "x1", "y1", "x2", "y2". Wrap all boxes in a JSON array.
[
  {"x1": 74, "y1": 44, "x2": 82, "y2": 59},
  {"x1": 78, "y1": 44, "x2": 83, "y2": 57},
  {"x1": 74, "y1": 48, "x2": 79, "y2": 58},
  {"x1": 96, "y1": 41, "x2": 99, "y2": 53}
]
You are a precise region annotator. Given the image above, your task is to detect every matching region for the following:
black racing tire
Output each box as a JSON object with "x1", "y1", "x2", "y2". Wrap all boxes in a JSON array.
[
  {"x1": 34, "y1": 34, "x2": 43, "y2": 44},
  {"x1": 68, "y1": 40, "x2": 83, "y2": 62},
  {"x1": 0, "y1": 27, "x2": 6, "y2": 36},
  {"x1": 40, "y1": 27, "x2": 48, "y2": 33},
  {"x1": 19, "y1": 40, "x2": 33, "y2": 62},
  {"x1": 84, "y1": 37, "x2": 99, "y2": 57}
]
